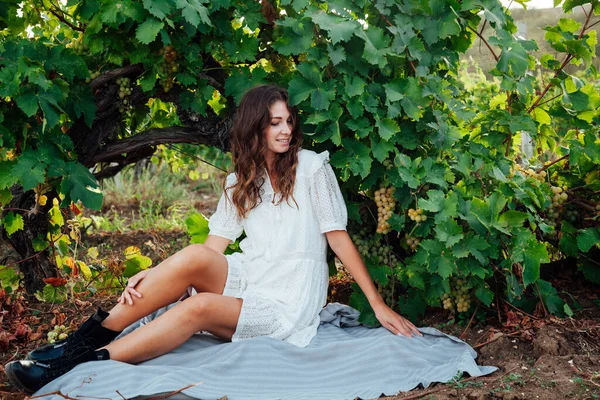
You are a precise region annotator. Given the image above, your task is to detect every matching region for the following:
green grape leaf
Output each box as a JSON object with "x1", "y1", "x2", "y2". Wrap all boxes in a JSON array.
[
  {"x1": 376, "y1": 117, "x2": 399, "y2": 141},
  {"x1": 142, "y1": 0, "x2": 172, "y2": 19},
  {"x1": 175, "y1": 0, "x2": 212, "y2": 27},
  {"x1": 11, "y1": 151, "x2": 46, "y2": 191},
  {"x1": 225, "y1": 67, "x2": 267, "y2": 105},
  {"x1": 0, "y1": 189, "x2": 13, "y2": 206},
  {"x1": 15, "y1": 91, "x2": 39, "y2": 117},
  {"x1": 185, "y1": 212, "x2": 209, "y2": 244},
  {"x1": 308, "y1": 10, "x2": 358, "y2": 45},
  {"x1": 123, "y1": 254, "x2": 153, "y2": 278},
  {"x1": 371, "y1": 137, "x2": 395, "y2": 163},
  {"x1": 537, "y1": 279, "x2": 566, "y2": 316},
  {"x1": 369, "y1": 265, "x2": 389, "y2": 286},
  {"x1": 435, "y1": 219, "x2": 464, "y2": 247},
  {"x1": 523, "y1": 240, "x2": 549, "y2": 287},
  {"x1": 60, "y1": 162, "x2": 103, "y2": 210},
  {"x1": 0, "y1": 162, "x2": 18, "y2": 190},
  {"x1": 358, "y1": 26, "x2": 390, "y2": 68},
  {"x1": 475, "y1": 285, "x2": 494, "y2": 306},
  {"x1": 418, "y1": 190, "x2": 445, "y2": 212},
  {"x1": 2, "y1": 212, "x2": 24, "y2": 236},
  {"x1": 136, "y1": 18, "x2": 164, "y2": 44},
  {"x1": 498, "y1": 210, "x2": 528, "y2": 229},
  {"x1": 577, "y1": 228, "x2": 600, "y2": 252},
  {"x1": 383, "y1": 80, "x2": 404, "y2": 102}
]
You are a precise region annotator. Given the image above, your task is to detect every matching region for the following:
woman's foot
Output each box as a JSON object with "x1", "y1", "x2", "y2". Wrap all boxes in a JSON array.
[
  {"x1": 6, "y1": 348, "x2": 109, "y2": 394},
  {"x1": 27, "y1": 308, "x2": 121, "y2": 362}
]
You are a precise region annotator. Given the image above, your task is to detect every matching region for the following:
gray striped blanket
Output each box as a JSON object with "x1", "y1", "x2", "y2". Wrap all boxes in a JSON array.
[{"x1": 32, "y1": 303, "x2": 497, "y2": 399}]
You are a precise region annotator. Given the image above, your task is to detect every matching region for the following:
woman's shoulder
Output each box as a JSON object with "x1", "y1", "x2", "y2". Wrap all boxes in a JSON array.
[{"x1": 298, "y1": 148, "x2": 330, "y2": 176}]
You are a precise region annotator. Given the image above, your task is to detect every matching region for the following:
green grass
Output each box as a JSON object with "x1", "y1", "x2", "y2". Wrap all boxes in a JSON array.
[{"x1": 91, "y1": 163, "x2": 224, "y2": 233}]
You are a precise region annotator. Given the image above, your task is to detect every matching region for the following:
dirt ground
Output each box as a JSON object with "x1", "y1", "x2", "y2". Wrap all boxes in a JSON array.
[{"x1": 1, "y1": 229, "x2": 599, "y2": 399}]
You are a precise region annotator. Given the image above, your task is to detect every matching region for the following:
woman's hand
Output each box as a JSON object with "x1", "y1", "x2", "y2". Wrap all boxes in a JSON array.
[
  {"x1": 118, "y1": 269, "x2": 151, "y2": 305},
  {"x1": 373, "y1": 302, "x2": 423, "y2": 337}
]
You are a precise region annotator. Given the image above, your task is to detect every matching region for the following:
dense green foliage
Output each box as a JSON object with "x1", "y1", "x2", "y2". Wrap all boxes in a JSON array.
[{"x1": 1, "y1": 0, "x2": 600, "y2": 323}]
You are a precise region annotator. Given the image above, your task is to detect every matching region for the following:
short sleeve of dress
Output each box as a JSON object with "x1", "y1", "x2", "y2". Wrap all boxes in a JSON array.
[
  {"x1": 208, "y1": 173, "x2": 244, "y2": 242},
  {"x1": 309, "y1": 150, "x2": 348, "y2": 234}
]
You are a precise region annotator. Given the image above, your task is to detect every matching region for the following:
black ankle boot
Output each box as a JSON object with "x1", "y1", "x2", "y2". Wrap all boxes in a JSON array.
[
  {"x1": 5, "y1": 347, "x2": 109, "y2": 394},
  {"x1": 27, "y1": 308, "x2": 121, "y2": 362}
]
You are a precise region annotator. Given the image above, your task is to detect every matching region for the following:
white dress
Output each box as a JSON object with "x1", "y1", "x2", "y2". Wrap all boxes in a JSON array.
[{"x1": 206, "y1": 148, "x2": 348, "y2": 347}]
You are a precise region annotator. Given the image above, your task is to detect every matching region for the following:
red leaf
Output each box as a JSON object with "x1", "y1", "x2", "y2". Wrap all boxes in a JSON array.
[
  {"x1": 43, "y1": 277, "x2": 67, "y2": 287},
  {"x1": 14, "y1": 323, "x2": 31, "y2": 340},
  {"x1": 0, "y1": 330, "x2": 16, "y2": 351},
  {"x1": 70, "y1": 202, "x2": 82, "y2": 216}
]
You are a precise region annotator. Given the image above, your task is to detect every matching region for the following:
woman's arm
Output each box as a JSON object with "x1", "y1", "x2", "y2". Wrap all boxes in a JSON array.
[
  {"x1": 204, "y1": 234, "x2": 232, "y2": 254},
  {"x1": 325, "y1": 230, "x2": 422, "y2": 337}
]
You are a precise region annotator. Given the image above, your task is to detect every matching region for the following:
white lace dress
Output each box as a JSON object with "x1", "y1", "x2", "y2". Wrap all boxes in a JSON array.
[{"x1": 206, "y1": 148, "x2": 348, "y2": 347}]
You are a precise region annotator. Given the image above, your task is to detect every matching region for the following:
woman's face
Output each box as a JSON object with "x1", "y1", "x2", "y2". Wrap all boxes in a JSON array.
[{"x1": 264, "y1": 100, "x2": 293, "y2": 161}]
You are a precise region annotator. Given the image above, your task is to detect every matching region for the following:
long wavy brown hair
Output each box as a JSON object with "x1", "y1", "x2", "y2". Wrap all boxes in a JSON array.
[{"x1": 225, "y1": 84, "x2": 303, "y2": 219}]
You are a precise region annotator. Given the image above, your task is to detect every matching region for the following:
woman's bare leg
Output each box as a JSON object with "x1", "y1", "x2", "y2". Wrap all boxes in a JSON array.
[
  {"x1": 101, "y1": 244, "x2": 230, "y2": 332},
  {"x1": 102, "y1": 293, "x2": 243, "y2": 363}
]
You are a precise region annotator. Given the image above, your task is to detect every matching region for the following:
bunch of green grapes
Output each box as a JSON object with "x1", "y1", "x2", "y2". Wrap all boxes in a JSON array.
[
  {"x1": 67, "y1": 34, "x2": 87, "y2": 54},
  {"x1": 405, "y1": 235, "x2": 420, "y2": 251},
  {"x1": 408, "y1": 208, "x2": 427, "y2": 223},
  {"x1": 509, "y1": 164, "x2": 546, "y2": 182},
  {"x1": 382, "y1": 159, "x2": 393, "y2": 170},
  {"x1": 158, "y1": 45, "x2": 179, "y2": 92},
  {"x1": 85, "y1": 70, "x2": 101, "y2": 84},
  {"x1": 441, "y1": 293, "x2": 454, "y2": 311},
  {"x1": 375, "y1": 186, "x2": 395, "y2": 234},
  {"x1": 116, "y1": 77, "x2": 133, "y2": 113},
  {"x1": 351, "y1": 229, "x2": 399, "y2": 267},
  {"x1": 47, "y1": 325, "x2": 69, "y2": 344},
  {"x1": 550, "y1": 186, "x2": 568, "y2": 208},
  {"x1": 564, "y1": 208, "x2": 579, "y2": 223},
  {"x1": 380, "y1": 285, "x2": 395, "y2": 306},
  {"x1": 442, "y1": 279, "x2": 472, "y2": 313},
  {"x1": 546, "y1": 185, "x2": 568, "y2": 225}
]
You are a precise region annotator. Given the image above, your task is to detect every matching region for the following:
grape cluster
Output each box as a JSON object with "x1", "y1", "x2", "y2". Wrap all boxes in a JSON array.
[
  {"x1": 85, "y1": 70, "x2": 101, "y2": 84},
  {"x1": 383, "y1": 159, "x2": 393, "y2": 170},
  {"x1": 510, "y1": 164, "x2": 546, "y2": 182},
  {"x1": 551, "y1": 186, "x2": 568, "y2": 207},
  {"x1": 405, "y1": 235, "x2": 420, "y2": 251},
  {"x1": 375, "y1": 186, "x2": 395, "y2": 234},
  {"x1": 545, "y1": 185, "x2": 568, "y2": 225},
  {"x1": 67, "y1": 34, "x2": 87, "y2": 54},
  {"x1": 351, "y1": 229, "x2": 399, "y2": 267},
  {"x1": 116, "y1": 77, "x2": 133, "y2": 113},
  {"x1": 158, "y1": 45, "x2": 179, "y2": 92},
  {"x1": 441, "y1": 279, "x2": 472, "y2": 313},
  {"x1": 47, "y1": 325, "x2": 69, "y2": 344},
  {"x1": 408, "y1": 208, "x2": 427, "y2": 223},
  {"x1": 564, "y1": 208, "x2": 579, "y2": 223}
]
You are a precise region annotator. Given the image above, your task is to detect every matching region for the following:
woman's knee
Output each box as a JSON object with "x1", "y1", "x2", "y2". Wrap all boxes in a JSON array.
[
  {"x1": 176, "y1": 244, "x2": 212, "y2": 272},
  {"x1": 180, "y1": 293, "x2": 217, "y2": 319}
]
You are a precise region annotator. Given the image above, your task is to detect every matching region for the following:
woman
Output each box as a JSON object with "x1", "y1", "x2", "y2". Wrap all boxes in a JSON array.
[{"x1": 5, "y1": 84, "x2": 421, "y2": 394}]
